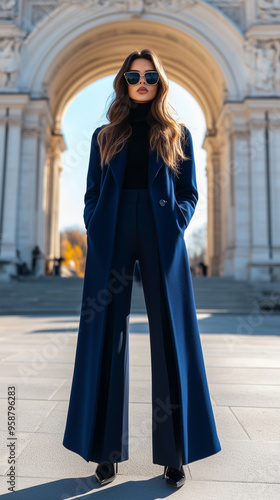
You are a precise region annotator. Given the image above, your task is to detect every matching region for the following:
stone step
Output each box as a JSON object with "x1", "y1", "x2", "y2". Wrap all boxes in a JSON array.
[{"x1": 0, "y1": 276, "x2": 279, "y2": 315}]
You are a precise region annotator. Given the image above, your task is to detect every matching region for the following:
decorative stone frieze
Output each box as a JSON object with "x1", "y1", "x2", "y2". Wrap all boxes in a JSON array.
[
  {"x1": 57, "y1": 0, "x2": 197, "y2": 12},
  {"x1": 244, "y1": 38, "x2": 280, "y2": 94},
  {"x1": 0, "y1": 0, "x2": 279, "y2": 281},
  {"x1": 0, "y1": 0, "x2": 16, "y2": 18},
  {"x1": 257, "y1": 0, "x2": 280, "y2": 21},
  {"x1": 207, "y1": 1, "x2": 244, "y2": 29},
  {"x1": 0, "y1": 37, "x2": 22, "y2": 89},
  {"x1": 31, "y1": 3, "x2": 58, "y2": 25}
]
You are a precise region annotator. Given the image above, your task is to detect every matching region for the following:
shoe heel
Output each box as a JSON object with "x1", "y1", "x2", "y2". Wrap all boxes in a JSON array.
[
  {"x1": 116, "y1": 462, "x2": 118, "y2": 474},
  {"x1": 163, "y1": 465, "x2": 168, "y2": 479},
  {"x1": 163, "y1": 464, "x2": 186, "y2": 488},
  {"x1": 95, "y1": 462, "x2": 117, "y2": 486}
]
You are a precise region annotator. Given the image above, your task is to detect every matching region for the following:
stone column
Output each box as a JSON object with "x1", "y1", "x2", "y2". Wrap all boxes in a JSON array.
[
  {"x1": 230, "y1": 127, "x2": 251, "y2": 280},
  {"x1": 218, "y1": 100, "x2": 280, "y2": 281},
  {"x1": 204, "y1": 134, "x2": 223, "y2": 277},
  {"x1": 44, "y1": 134, "x2": 66, "y2": 274},
  {"x1": 17, "y1": 100, "x2": 52, "y2": 276},
  {"x1": 0, "y1": 107, "x2": 6, "y2": 258},
  {"x1": 249, "y1": 119, "x2": 270, "y2": 279},
  {"x1": 36, "y1": 124, "x2": 49, "y2": 275},
  {"x1": 0, "y1": 95, "x2": 29, "y2": 280},
  {"x1": 269, "y1": 113, "x2": 280, "y2": 280},
  {"x1": 248, "y1": 104, "x2": 280, "y2": 281}
]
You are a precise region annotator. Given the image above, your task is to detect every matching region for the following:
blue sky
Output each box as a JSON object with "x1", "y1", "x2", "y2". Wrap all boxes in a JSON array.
[{"x1": 60, "y1": 75, "x2": 207, "y2": 241}]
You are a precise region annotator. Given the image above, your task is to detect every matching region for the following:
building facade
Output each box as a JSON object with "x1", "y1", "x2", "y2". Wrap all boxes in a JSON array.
[{"x1": 0, "y1": 0, "x2": 279, "y2": 280}]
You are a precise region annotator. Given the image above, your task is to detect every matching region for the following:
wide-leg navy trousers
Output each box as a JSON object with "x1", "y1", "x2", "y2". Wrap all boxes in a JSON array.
[{"x1": 90, "y1": 188, "x2": 183, "y2": 468}]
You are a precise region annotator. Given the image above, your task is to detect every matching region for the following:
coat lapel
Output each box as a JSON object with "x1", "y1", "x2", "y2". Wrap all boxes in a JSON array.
[{"x1": 109, "y1": 142, "x2": 164, "y2": 191}]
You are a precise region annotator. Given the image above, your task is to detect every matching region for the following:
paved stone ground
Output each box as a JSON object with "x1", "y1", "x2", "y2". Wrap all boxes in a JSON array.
[{"x1": 0, "y1": 308, "x2": 279, "y2": 499}]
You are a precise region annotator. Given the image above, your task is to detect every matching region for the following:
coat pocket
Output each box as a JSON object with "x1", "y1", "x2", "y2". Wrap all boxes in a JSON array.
[
  {"x1": 86, "y1": 205, "x2": 98, "y2": 233},
  {"x1": 175, "y1": 199, "x2": 187, "y2": 231},
  {"x1": 86, "y1": 211, "x2": 95, "y2": 230}
]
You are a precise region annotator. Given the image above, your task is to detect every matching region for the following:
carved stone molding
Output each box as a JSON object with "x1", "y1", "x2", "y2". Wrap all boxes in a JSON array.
[
  {"x1": 142, "y1": 0, "x2": 197, "y2": 9},
  {"x1": 244, "y1": 38, "x2": 280, "y2": 93},
  {"x1": 19, "y1": 2, "x2": 59, "y2": 32},
  {"x1": 257, "y1": 0, "x2": 280, "y2": 21},
  {"x1": 18, "y1": 0, "x2": 198, "y2": 32},
  {"x1": 0, "y1": 0, "x2": 16, "y2": 18},
  {"x1": 31, "y1": 4, "x2": 58, "y2": 26},
  {"x1": 0, "y1": 116, "x2": 22, "y2": 126},
  {"x1": 49, "y1": 133, "x2": 67, "y2": 156},
  {"x1": 0, "y1": 37, "x2": 22, "y2": 89},
  {"x1": 0, "y1": 0, "x2": 16, "y2": 9},
  {"x1": 59, "y1": 0, "x2": 197, "y2": 12},
  {"x1": 209, "y1": 1, "x2": 244, "y2": 28},
  {"x1": 232, "y1": 128, "x2": 250, "y2": 138},
  {"x1": 22, "y1": 127, "x2": 41, "y2": 135}
]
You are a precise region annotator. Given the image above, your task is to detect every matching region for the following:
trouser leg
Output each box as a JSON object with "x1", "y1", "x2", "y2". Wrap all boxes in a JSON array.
[
  {"x1": 90, "y1": 190, "x2": 138, "y2": 463},
  {"x1": 90, "y1": 188, "x2": 183, "y2": 468},
  {"x1": 136, "y1": 190, "x2": 183, "y2": 469}
]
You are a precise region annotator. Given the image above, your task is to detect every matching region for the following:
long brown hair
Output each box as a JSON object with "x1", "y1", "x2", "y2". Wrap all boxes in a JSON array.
[{"x1": 97, "y1": 49, "x2": 190, "y2": 177}]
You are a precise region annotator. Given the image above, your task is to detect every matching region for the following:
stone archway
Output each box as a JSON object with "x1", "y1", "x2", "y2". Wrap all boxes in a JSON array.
[{"x1": 0, "y1": 0, "x2": 279, "y2": 281}]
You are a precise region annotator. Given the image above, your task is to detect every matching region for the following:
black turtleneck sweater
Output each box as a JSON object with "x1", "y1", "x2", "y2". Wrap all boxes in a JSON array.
[{"x1": 122, "y1": 98, "x2": 152, "y2": 189}]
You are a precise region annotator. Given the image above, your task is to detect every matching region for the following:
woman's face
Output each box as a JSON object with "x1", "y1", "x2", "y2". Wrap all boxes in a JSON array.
[{"x1": 127, "y1": 58, "x2": 158, "y2": 103}]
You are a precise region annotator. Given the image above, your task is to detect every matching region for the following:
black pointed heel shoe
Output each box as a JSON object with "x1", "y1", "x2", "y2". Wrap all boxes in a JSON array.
[
  {"x1": 163, "y1": 464, "x2": 185, "y2": 488},
  {"x1": 95, "y1": 461, "x2": 119, "y2": 486}
]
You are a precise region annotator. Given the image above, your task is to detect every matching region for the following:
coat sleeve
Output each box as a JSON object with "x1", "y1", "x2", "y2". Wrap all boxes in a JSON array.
[
  {"x1": 175, "y1": 126, "x2": 199, "y2": 228},
  {"x1": 83, "y1": 127, "x2": 102, "y2": 230}
]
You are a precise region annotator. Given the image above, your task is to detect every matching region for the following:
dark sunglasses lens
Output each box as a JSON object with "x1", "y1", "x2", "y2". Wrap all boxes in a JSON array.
[
  {"x1": 145, "y1": 72, "x2": 159, "y2": 84},
  {"x1": 126, "y1": 72, "x2": 140, "y2": 85},
  {"x1": 125, "y1": 72, "x2": 159, "y2": 85}
]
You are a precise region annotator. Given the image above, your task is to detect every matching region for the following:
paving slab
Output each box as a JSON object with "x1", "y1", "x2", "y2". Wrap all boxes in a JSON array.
[{"x1": 0, "y1": 313, "x2": 279, "y2": 499}]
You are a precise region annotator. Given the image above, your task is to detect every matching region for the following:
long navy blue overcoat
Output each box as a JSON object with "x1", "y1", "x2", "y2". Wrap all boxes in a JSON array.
[{"x1": 63, "y1": 124, "x2": 222, "y2": 464}]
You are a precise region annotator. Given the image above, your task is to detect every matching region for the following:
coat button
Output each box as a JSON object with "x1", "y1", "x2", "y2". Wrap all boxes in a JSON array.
[{"x1": 159, "y1": 199, "x2": 167, "y2": 207}]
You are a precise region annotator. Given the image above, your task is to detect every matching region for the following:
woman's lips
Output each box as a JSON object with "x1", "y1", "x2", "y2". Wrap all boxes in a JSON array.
[{"x1": 137, "y1": 88, "x2": 148, "y2": 93}]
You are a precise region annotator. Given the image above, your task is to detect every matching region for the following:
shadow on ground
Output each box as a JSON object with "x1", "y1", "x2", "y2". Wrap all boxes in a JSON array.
[{"x1": 1, "y1": 475, "x2": 178, "y2": 499}]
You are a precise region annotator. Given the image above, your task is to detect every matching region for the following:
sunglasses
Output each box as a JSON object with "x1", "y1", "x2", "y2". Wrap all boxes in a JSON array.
[{"x1": 124, "y1": 70, "x2": 159, "y2": 86}]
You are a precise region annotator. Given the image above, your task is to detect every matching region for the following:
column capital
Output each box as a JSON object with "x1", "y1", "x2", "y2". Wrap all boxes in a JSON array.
[
  {"x1": 0, "y1": 93, "x2": 30, "y2": 109},
  {"x1": 49, "y1": 133, "x2": 67, "y2": 157},
  {"x1": 22, "y1": 127, "x2": 40, "y2": 136},
  {"x1": 0, "y1": 116, "x2": 22, "y2": 126}
]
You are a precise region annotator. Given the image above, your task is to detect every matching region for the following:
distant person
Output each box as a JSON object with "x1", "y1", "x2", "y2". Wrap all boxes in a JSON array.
[
  {"x1": 32, "y1": 245, "x2": 41, "y2": 275},
  {"x1": 190, "y1": 265, "x2": 195, "y2": 277},
  {"x1": 54, "y1": 257, "x2": 64, "y2": 276},
  {"x1": 15, "y1": 249, "x2": 30, "y2": 276},
  {"x1": 198, "y1": 261, "x2": 207, "y2": 276}
]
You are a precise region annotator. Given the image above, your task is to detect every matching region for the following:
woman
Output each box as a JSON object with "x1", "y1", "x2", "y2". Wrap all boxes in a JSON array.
[{"x1": 63, "y1": 49, "x2": 221, "y2": 489}]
